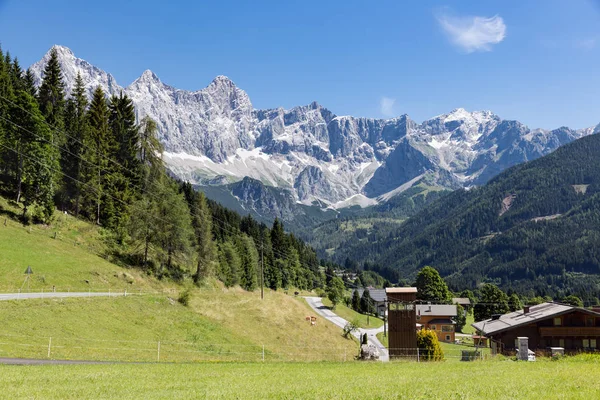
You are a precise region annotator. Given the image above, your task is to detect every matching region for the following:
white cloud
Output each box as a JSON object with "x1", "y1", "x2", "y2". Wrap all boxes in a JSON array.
[
  {"x1": 575, "y1": 37, "x2": 597, "y2": 50},
  {"x1": 380, "y1": 97, "x2": 396, "y2": 117},
  {"x1": 436, "y1": 12, "x2": 506, "y2": 53}
]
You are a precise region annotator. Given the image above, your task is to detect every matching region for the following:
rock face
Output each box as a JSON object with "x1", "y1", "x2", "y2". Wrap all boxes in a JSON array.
[{"x1": 29, "y1": 45, "x2": 600, "y2": 210}]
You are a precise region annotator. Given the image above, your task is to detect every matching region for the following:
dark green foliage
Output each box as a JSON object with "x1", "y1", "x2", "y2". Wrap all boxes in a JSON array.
[
  {"x1": 415, "y1": 266, "x2": 452, "y2": 304},
  {"x1": 474, "y1": 284, "x2": 510, "y2": 322},
  {"x1": 360, "y1": 288, "x2": 375, "y2": 314},
  {"x1": 561, "y1": 295, "x2": 583, "y2": 307},
  {"x1": 336, "y1": 133, "x2": 600, "y2": 300},
  {"x1": 327, "y1": 276, "x2": 345, "y2": 309},
  {"x1": 0, "y1": 43, "x2": 351, "y2": 293},
  {"x1": 37, "y1": 47, "x2": 65, "y2": 141},
  {"x1": 508, "y1": 293, "x2": 522, "y2": 312},
  {"x1": 62, "y1": 73, "x2": 88, "y2": 215},
  {"x1": 178, "y1": 289, "x2": 191, "y2": 306},
  {"x1": 361, "y1": 333, "x2": 368, "y2": 345},
  {"x1": 351, "y1": 289, "x2": 361, "y2": 311},
  {"x1": 455, "y1": 304, "x2": 466, "y2": 332}
]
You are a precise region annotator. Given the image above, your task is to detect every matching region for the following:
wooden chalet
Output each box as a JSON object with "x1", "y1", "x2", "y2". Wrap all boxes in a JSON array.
[{"x1": 473, "y1": 302, "x2": 600, "y2": 354}]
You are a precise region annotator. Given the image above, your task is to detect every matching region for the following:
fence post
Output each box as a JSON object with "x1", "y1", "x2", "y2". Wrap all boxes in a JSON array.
[
  {"x1": 47, "y1": 337, "x2": 52, "y2": 358},
  {"x1": 157, "y1": 341, "x2": 161, "y2": 362},
  {"x1": 124, "y1": 289, "x2": 127, "y2": 297},
  {"x1": 262, "y1": 345, "x2": 265, "y2": 362},
  {"x1": 417, "y1": 348, "x2": 420, "y2": 363}
]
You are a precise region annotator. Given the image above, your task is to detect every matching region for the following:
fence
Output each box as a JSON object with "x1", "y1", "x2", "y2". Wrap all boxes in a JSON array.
[
  {"x1": 0, "y1": 333, "x2": 353, "y2": 363},
  {"x1": 387, "y1": 347, "x2": 491, "y2": 362}
]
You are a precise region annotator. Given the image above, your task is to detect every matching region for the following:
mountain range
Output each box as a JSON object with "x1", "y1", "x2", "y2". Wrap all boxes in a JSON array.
[
  {"x1": 30, "y1": 45, "x2": 600, "y2": 223},
  {"x1": 336, "y1": 132, "x2": 600, "y2": 301}
]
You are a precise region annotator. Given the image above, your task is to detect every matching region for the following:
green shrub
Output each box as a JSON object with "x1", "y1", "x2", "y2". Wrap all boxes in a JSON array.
[
  {"x1": 417, "y1": 329, "x2": 444, "y2": 361},
  {"x1": 178, "y1": 290, "x2": 191, "y2": 306}
]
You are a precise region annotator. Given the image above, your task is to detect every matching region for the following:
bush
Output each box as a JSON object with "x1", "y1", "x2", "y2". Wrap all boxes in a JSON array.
[
  {"x1": 417, "y1": 329, "x2": 444, "y2": 361},
  {"x1": 343, "y1": 318, "x2": 360, "y2": 339},
  {"x1": 178, "y1": 290, "x2": 191, "y2": 306},
  {"x1": 315, "y1": 288, "x2": 326, "y2": 298}
]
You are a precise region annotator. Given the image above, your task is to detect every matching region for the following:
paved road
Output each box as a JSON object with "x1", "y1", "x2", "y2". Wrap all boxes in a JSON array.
[
  {"x1": 0, "y1": 291, "x2": 129, "y2": 301},
  {"x1": 304, "y1": 296, "x2": 389, "y2": 362}
]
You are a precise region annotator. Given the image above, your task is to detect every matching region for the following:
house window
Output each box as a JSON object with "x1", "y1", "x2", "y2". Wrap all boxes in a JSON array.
[
  {"x1": 587, "y1": 318, "x2": 594, "y2": 327},
  {"x1": 591, "y1": 339, "x2": 597, "y2": 349},
  {"x1": 554, "y1": 317, "x2": 562, "y2": 326},
  {"x1": 583, "y1": 339, "x2": 590, "y2": 348},
  {"x1": 430, "y1": 325, "x2": 437, "y2": 331},
  {"x1": 442, "y1": 325, "x2": 454, "y2": 332},
  {"x1": 559, "y1": 339, "x2": 564, "y2": 348},
  {"x1": 445, "y1": 335, "x2": 451, "y2": 341}
]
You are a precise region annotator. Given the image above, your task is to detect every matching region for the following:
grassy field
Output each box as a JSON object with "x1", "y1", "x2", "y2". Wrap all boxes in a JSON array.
[
  {"x1": 461, "y1": 313, "x2": 476, "y2": 334},
  {"x1": 0, "y1": 196, "x2": 170, "y2": 293},
  {"x1": 0, "y1": 288, "x2": 357, "y2": 362},
  {"x1": 321, "y1": 297, "x2": 384, "y2": 329},
  {"x1": 1, "y1": 357, "x2": 600, "y2": 399},
  {"x1": 0, "y1": 195, "x2": 357, "y2": 363}
]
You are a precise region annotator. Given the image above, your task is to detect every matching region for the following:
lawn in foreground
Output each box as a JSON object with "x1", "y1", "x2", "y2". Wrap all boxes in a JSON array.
[{"x1": 1, "y1": 357, "x2": 599, "y2": 399}]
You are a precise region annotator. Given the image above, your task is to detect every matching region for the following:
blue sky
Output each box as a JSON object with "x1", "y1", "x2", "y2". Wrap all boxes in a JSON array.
[{"x1": 0, "y1": 0, "x2": 599, "y2": 129}]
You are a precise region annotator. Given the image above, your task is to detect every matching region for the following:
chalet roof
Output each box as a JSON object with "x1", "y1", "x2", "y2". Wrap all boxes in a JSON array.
[
  {"x1": 353, "y1": 289, "x2": 386, "y2": 303},
  {"x1": 416, "y1": 304, "x2": 457, "y2": 317},
  {"x1": 472, "y1": 303, "x2": 600, "y2": 336},
  {"x1": 385, "y1": 287, "x2": 417, "y2": 294},
  {"x1": 452, "y1": 297, "x2": 471, "y2": 305}
]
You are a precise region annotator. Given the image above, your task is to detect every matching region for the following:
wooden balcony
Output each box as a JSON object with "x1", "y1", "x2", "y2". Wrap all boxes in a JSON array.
[{"x1": 539, "y1": 327, "x2": 600, "y2": 337}]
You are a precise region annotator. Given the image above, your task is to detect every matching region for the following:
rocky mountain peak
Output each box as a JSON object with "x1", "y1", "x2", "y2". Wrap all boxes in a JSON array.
[{"x1": 28, "y1": 45, "x2": 600, "y2": 210}]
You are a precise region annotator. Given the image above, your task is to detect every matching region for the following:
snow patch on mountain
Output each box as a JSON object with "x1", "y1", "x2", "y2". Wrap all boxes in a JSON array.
[{"x1": 29, "y1": 45, "x2": 600, "y2": 209}]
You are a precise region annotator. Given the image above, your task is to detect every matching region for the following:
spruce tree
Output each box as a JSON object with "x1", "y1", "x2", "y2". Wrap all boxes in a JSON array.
[
  {"x1": 192, "y1": 192, "x2": 217, "y2": 283},
  {"x1": 360, "y1": 288, "x2": 375, "y2": 315},
  {"x1": 23, "y1": 68, "x2": 37, "y2": 97},
  {"x1": 37, "y1": 47, "x2": 65, "y2": 135},
  {"x1": 63, "y1": 73, "x2": 88, "y2": 215},
  {"x1": 351, "y1": 289, "x2": 361, "y2": 311},
  {"x1": 109, "y1": 92, "x2": 140, "y2": 187},
  {"x1": 238, "y1": 234, "x2": 258, "y2": 291},
  {"x1": 83, "y1": 86, "x2": 110, "y2": 224},
  {"x1": 10, "y1": 90, "x2": 59, "y2": 220}
]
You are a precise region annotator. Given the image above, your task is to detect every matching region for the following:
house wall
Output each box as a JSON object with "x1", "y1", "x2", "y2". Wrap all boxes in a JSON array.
[{"x1": 418, "y1": 315, "x2": 455, "y2": 343}]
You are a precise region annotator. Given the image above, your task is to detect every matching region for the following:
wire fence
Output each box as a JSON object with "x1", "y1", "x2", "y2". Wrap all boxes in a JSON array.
[{"x1": 0, "y1": 333, "x2": 354, "y2": 363}]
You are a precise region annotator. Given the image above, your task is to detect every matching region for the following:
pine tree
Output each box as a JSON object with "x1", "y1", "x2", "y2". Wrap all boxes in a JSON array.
[
  {"x1": 154, "y1": 178, "x2": 193, "y2": 276},
  {"x1": 109, "y1": 92, "x2": 140, "y2": 187},
  {"x1": 83, "y1": 86, "x2": 110, "y2": 224},
  {"x1": 360, "y1": 288, "x2": 375, "y2": 314},
  {"x1": 351, "y1": 289, "x2": 361, "y2": 311},
  {"x1": 138, "y1": 116, "x2": 163, "y2": 188},
  {"x1": 23, "y1": 68, "x2": 37, "y2": 97},
  {"x1": 37, "y1": 47, "x2": 65, "y2": 136},
  {"x1": 218, "y1": 240, "x2": 241, "y2": 287},
  {"x1": 10, "y1": 90, "x2": 59, "y2": 220},
  {"x1": 238, "y1": 234, "x2": 258, "y2": 291},
  {"x1": 193, "y1": 192, "x2": 217, "y2": 282},
  {"x1": 63, "y1": 73, "x2": 88, "y2": 215}
]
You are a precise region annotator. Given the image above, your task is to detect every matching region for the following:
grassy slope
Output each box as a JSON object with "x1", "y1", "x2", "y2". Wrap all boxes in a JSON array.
[
  {"x1": 0, "y1": 289, "x2": 356, "y2": 362},
  {"x1": 0, "y1": 196, "x2": 356, "y2": 362},
  {"x1": 321, "y1": 297, "x2": 384, "y2": 329},
  {"x1": 2, "y1": 358, "x2": 600, "y2": 399},
  {"x1": 0, "y1": 196, "x2": 168, "y2": 292}
]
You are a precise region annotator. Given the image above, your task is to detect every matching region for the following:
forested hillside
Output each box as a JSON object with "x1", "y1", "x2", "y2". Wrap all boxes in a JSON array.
[
  {"x1": 341, "y1": 132, "x2": 600, "y2": 301},
  {"x1": 0, "y1": 46, "x2": 327, "y2": 291}
]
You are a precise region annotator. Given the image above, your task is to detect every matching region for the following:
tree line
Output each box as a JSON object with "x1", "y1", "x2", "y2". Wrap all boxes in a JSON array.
[{"x1": 0, "y1": 46, "x2": 334, "y2": 290}]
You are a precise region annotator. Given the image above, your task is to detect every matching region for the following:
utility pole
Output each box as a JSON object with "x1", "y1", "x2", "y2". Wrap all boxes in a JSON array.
[{"x1": 260, "y1": 243, "x2": 264, "y2": 300}]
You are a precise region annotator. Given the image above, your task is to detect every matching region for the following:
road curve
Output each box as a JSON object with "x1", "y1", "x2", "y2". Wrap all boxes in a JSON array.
[{"x1": 304, "y1": 296, "x2": 389, "y2": 362}]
